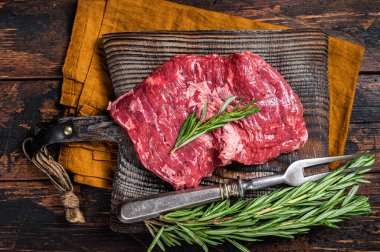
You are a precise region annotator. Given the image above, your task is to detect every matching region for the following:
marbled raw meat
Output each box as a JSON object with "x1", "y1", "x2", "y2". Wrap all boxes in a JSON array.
[{"x1": 108, "y1": 51, "x2": 308, "y2": 189}]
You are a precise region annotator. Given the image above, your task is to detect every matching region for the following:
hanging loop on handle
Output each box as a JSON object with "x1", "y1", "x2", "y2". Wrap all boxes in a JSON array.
[
  {"x1": 22, "y1": 120, "x2": 76, "y2": 160},
  {"x1": 22, "y1": 119, "x2": 84, "y2": 223},
  {"x1": 22, "y1": 116, "x2": 122, "y2": 223}
]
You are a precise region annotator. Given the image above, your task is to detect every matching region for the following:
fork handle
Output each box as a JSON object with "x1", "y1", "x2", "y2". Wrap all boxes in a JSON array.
[
  {"x1": 118, "y1": 175, "x2": 285, "y2": 224},
  {"x1": 241, "y1": 174, "x2": 285, "y2": 191},
  {"x1": 118, "y1": 182, "x2": 241, "y2": 223}
]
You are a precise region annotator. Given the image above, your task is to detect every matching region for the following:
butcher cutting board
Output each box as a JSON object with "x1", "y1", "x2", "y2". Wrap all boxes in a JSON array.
[{"x1": 102, "y1": 29, "x2": 329, "y2": 233}]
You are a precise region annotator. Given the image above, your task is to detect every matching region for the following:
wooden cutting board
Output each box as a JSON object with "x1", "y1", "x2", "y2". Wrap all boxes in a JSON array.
[{"x1": 102, "y1": 29, "x2": 329, "y2": 233}]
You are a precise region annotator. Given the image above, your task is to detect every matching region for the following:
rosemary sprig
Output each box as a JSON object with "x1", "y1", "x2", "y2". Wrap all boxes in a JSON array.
[
  {"x1": 171, "y1": 96, "x2": 260, "y2": 152},
  {"x1": 146, "y1": 154, "x2": 375, "y2": 252}
]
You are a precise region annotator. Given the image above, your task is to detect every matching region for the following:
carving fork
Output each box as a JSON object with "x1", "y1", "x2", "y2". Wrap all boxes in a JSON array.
[{"x1": 118, "y1": 153, "x2": 377, "y2": 223}]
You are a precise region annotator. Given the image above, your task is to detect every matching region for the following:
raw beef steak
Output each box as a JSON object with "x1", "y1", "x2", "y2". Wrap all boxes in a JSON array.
[{"x1": 108, "y1": 51, "x2": 308, "y2": 189}]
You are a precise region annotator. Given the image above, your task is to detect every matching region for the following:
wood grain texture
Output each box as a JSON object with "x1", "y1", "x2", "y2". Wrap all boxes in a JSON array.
[
  {"x1": 0, "y1": 0, "x2": 379, "y2": 250},
  {"x1": 346, "y1": 74, "x2": 380, "y2": 164},
  {"x1": 0, "y1": 0, "x2": 77, "y2": 78},
  {"x1": 0, "y1": 80, "x2": 61, "y2": 180},
  {"x1": 0, "y1": 0, "x2": 378, "y2": 78},
  {"x1": 351, "y1": 74, "x2": 380, "y2": 123}
]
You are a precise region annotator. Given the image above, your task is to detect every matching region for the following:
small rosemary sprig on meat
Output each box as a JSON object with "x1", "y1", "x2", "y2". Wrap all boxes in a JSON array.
[
  {"x1": 145, "y1": 154, "x2": 375, "y2": 252},
  {"x1": 171, "y1": 96, "x2": 260, "y2": 153}
]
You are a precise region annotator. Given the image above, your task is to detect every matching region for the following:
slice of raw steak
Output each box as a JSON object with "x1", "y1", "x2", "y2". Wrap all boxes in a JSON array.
[
  {"x1": 108, "y1": 51, "x2": 308, "y2": 189},
  {"x1": 213, "y1": 52, "x2": 308, "y2": 165}
]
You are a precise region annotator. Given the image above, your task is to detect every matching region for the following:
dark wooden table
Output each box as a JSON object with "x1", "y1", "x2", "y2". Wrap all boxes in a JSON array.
[{"x1": 1, "y1": 1, "x2": 379, "y2": 251}]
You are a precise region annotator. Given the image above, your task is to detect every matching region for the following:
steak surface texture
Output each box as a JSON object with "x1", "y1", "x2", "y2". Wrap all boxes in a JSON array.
[{"x1": 109, "y1": 51, "x2": 308, "y2": 189}]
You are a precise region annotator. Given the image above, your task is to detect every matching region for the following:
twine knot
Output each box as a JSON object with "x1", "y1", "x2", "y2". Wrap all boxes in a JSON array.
[
  {"x1": 62, "y1": 191, "x2": 85, "y2": 223},
  {"x1": 62, "y1": 191, "x2": 80, "y2": 208},
  {"x1": 32, "y1": 150, "x2": 85, "y2": 223}
]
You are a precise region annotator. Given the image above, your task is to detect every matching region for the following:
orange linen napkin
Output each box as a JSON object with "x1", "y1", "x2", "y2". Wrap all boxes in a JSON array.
[{"x1": 59, "y1": 0, "x2": 364, "y2": 189}]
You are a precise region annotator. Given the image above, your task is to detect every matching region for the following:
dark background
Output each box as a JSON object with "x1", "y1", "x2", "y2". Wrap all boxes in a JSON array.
[{"x1": 0, "y1": 0, "x2": 379, "y2": 251}]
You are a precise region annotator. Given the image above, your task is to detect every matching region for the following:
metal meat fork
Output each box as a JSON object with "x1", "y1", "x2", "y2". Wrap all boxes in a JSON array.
[{"x1": 118, "y1": 153, "x2": 377, "y2": 223}]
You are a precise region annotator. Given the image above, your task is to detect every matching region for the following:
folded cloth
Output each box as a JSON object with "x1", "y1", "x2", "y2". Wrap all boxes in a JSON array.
[{"x1": 59, "y1": 0, "x2": 364, "y2": 189}]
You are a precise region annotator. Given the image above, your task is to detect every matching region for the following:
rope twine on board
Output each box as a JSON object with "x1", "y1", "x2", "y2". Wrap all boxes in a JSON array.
[{"x1": 31, "y1": 148, "x2": 85, "y2": 223}]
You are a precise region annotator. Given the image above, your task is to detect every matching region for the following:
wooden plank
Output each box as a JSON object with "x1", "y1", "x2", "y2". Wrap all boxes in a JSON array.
[
  {"x1": 0, "y1": 181, "x2": 145, "y2": 251},
  {"x1": 351, "y1": 74, "x2": 380, "y2": 123},
  {"x1": 346, "y1": 123, "x2": 380, "y2": 164},
  {"x1": 176, "y1": 0, "x2": 380, "y2": 72},
  {"x1": 0, "y1": 0, "x2": 77, "y2": 79},
  {"x1": 0, "y1": 173, "x2": 379, "y2": 251},
  {"x1": 0, "y1": 80, "x2": 61, "y2": 180},
  {"x1": 346, "y1": 74, "x2": 380, "y2": 163},
  {"x1": 0, "y1": 0, "x2": 379, "y2": 79}
]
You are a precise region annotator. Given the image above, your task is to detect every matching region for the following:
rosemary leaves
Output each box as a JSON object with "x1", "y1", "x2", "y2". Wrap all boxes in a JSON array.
[
  {"x1": 146, "y1": 154, "x2": 374, "y2": 252},
  {"x1": 171, "y1": 96, "x2": 260, "y2": 152}
]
